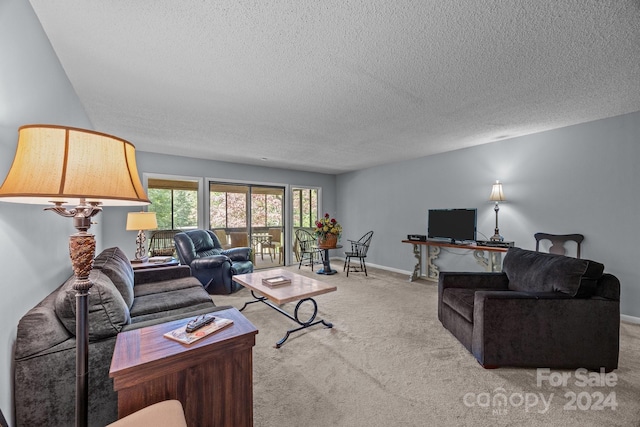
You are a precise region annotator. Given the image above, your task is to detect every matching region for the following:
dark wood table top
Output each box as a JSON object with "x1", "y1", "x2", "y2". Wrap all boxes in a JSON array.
[{"x1": 109, "y1": 307, "x2": 258, "y2": 388}]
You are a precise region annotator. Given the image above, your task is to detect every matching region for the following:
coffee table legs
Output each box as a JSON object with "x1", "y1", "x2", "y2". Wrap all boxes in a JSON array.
[{"x1": 240, "y1": 291, "x2": 333, "y2": 348}]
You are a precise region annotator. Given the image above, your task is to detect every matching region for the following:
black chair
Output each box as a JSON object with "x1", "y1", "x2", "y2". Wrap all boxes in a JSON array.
[
  {"x1": 148, "y1": 229, "x2": 181, "y2": 257},
  {"x1": 534, "y1": 232, "x2": 584, "y2": 258},
  {"x1": 343, "y1": 231, "x2": 374, "y2": 276},
  {"x1": 174, "y1": 229, "x2": 254, "y2": 294},
  {"x1": 295, "y1": 229, "x2": 323, "y2": 270}
]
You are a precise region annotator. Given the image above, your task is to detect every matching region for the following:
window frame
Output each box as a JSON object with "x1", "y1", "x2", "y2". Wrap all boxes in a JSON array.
[
  {"x1": 292, "y1": 186, "x2": 321, "y2": 229},
  {"x1": 143, "y1": 173, "x2": 205, "y2": 230}
]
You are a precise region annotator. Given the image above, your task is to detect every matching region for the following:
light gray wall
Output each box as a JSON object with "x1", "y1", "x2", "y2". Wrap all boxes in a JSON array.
[
  {"x1": 0, "y1": 0, "x2": 94, "y2": 422},
  {"x1": 101, "y1": 151, "x2": 337, "y2": 259},
  {"x1": 337, "y1": 111, "x2": 640, "y2": 319}
]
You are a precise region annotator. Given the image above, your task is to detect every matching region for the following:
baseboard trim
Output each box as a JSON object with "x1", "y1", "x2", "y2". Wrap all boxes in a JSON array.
[
  {"x1": 365, "y1": 262, "x2": 412, "y2": 276},
  {"x1": 329, "y1": 257, "x2": 412, "y2": 276},
  {"x1": 621, "y1": 314, "x2": 640, "y2": 325}
]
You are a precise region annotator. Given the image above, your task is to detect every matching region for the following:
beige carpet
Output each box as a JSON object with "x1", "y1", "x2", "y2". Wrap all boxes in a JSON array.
[{"x1": 215, "y1": 265, "x2": 640, "y2": 427}]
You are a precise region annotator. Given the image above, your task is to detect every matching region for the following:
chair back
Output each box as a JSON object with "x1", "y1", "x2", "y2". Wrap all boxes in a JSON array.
[
  {"x1": 174, "y1": 229, "x2": 223, "y2": 265},
  {"x1": 213, "y1": 229, "x2": 232, "y2": 248},
  {"x1": 149, "y1": 229, "x2": 181, "y2": 257},
  {"x1": 230, "y1": 232, "x2": 249, "y2": 248},
  {"x1": 534, "y1": 232, "x2": 584, "y2": 258},
  {"x1": 268, "y1": 228, "x2": 282, "y2": 244},
  {"x1": 352, "y1": 230, "x2": 374, "y2": 256},
  {"x1": 295, "y1": 229, "x2": 316, "y2": 253}
]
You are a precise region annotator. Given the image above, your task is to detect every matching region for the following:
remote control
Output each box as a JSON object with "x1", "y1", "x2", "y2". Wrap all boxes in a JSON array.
[{"x1": 185, "y1": 315, "x2": 215, "y2": 333}]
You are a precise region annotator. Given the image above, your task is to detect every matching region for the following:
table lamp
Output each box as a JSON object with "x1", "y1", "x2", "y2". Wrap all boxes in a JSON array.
[
  {"x1": 126, "y1": 211, "x2": 158, "y2": 263},
  {"x1": 489, "y1": 180, "x2": 506, "y2": 241},
  {"x1": 0, "y1": 125, "x2": 150, "y2": 427}
]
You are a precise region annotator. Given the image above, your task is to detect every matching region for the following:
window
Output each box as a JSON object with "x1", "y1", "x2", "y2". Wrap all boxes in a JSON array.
[
  {"x1": 209, "y1": 183, "x2": 283, "y2": 230},
  {"x1": 209, "y1": 184, "x2": 249, "y2": 229},
  {"x1": 251, "y1": 188, "x2": 283, "y2": 228},
  {"x1": 292, "y1": 188, "x2": 318, "y2": 228},
  {"x1": 147, "y1": 178, "x2": 199, "y2": 230}
]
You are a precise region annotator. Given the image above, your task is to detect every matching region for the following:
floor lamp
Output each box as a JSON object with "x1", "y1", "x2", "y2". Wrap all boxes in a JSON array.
[
  {"x1": 489, "y1": 180, "x2": 506, "y2": 241},
  {"x1": 0, "y1": 125, "x2": 150, "y2": 427}
]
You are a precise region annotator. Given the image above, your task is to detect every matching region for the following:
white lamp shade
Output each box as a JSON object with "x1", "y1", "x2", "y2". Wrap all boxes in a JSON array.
[
  {"x1": 0, "y1": 125, "x2": 150, "y2": 206},
  {"x1": 489, "y1": 180, "x2": 506, "y2": 202},
  {"x1": 126, "y1": 212, "x2": 158, "y2": 231}
]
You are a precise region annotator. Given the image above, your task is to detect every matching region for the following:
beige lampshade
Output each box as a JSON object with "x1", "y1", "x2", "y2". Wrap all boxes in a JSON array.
[
  {"x1": 489, "y1": 180, "x2": 506, "y2": 202},
  {"x1": 0, "y1": 124, "x2": 150, "y2": 206},
  {"x1": 126, "y1": 211, "x2": 158, "y2": 231}
]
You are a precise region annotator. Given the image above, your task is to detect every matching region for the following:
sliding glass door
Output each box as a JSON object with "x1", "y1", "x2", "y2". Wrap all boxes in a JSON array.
[{"x1": 209, "y1": 182, "x2": 285, "y2": 269}]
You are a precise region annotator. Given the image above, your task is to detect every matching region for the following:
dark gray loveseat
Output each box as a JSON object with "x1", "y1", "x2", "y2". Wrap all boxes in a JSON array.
[
  {"x1": 438, "y1": 247, "x2": 620, "y2": 371},
  {"x1": 14, "y1": 247, "x2": 228, "y2": 427}
]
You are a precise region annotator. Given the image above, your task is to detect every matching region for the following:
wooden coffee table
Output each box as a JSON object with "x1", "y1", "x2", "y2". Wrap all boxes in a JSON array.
[{"x1": 232, "y1": 269, "x2": 337, "y2": 348}]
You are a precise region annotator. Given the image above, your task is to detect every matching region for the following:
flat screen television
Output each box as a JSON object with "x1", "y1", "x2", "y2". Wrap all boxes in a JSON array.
[{"x1": 428, "y1": 208, "x2": 477, "y2": 243}]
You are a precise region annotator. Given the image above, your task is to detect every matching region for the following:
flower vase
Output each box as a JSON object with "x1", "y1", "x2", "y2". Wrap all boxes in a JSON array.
[{"x1": 318, "y1": 233, "x2": 338, "y2": 249}]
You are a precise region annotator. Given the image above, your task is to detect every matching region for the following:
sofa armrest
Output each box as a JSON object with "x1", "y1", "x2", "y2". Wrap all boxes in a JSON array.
[
  {"x1": 134, "y1": 265, "x2": 191, "y2": 285},
  {"x1": 221, "y1": 247, "x2": 252, "y2": 261},
  {"x1": 595, "y1": 273, "x2": 620, "y2": 300},
  {"x1": 439, "y1": 272, "x2": 509, "y2": 291}
]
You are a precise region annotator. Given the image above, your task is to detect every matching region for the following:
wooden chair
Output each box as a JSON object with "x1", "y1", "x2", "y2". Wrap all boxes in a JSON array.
[
  {"x1": 262, "y1": 228, "x2": 283, "y2": 262},
  {"x1": 295, "y1": 229, "x2": 322, "y2": 270},
  {"x1": 213, "y1": 229, "x2": 232, "y2": 249},
  {"x1": 534, "y1": 232, "x2": 584, "y2": 258},
  {"x1": 343, "y1": 231, "x2": 374, "y2": 276},
  {"x1": 148, "y1": 229, "x2": 181, "y2": 257},
  {"x1": 229, "y1": 231, "x2": 249, "y2": 247},
  {"x1": 229, "y1": 232, "x2": 254, "y2": 263}
]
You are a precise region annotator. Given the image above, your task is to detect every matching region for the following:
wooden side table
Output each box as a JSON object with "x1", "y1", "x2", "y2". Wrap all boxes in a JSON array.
[
  {"x1": 109, "y1": 308, "x2": 258, "y2": 427},
  {"x1": 130, "y1": 257, "x2": 179, "y2": 270}
]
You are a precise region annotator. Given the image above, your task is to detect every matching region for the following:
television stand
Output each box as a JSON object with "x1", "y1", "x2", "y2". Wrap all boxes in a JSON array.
[{"x1": 401, "y1": 240, "x2": 512, "y2": 282}]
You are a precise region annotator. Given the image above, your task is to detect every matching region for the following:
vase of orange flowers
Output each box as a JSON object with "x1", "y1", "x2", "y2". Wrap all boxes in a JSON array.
[{"x1": 314, "y1": 213, "x2": 342, "y2": 248}]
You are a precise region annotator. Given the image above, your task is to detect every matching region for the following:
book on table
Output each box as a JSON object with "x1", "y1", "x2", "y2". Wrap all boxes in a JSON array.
[
  {"x1": 164, "y1": 316, "x2": 234, "y2": 345},
  {"x1": 262, "y1": 275, "x2": 292, "y2": 287}
]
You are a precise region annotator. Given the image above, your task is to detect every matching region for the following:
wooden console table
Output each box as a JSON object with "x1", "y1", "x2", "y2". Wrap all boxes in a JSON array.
[
  {"x1": 109, "y1": 307, "x2": 258, "y2": 427},
  {"x1": 401, "y1": 240, "x2": 511, "y2": 282}
]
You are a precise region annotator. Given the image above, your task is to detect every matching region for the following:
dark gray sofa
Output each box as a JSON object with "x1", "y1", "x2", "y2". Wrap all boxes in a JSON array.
[
  {"x1": 438, "y1": 247, "x2": 620, "y2": 371},
  {"x1": 14, "y1": 247, "x2": 229, "y2": 427}
]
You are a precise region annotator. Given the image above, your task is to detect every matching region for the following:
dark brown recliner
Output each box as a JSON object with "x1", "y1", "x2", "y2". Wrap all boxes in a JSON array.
[{"x1": 438, "y1": 247, "x2": 619, "y2": 371}]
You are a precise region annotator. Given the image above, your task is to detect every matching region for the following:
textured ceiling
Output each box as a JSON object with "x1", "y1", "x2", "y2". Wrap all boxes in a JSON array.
[{"x1": 28, "y1": 0, "x2": 640, "y2": 174}]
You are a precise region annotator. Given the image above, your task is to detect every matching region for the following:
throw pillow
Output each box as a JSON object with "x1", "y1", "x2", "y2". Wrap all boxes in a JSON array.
[
  {"x1": 503, "y1": 247, "x2": 604, "y2": 297},
  {"x1": 93, "y1": 246, "x2": 135, "y2": 308},
  {"x1": 54, "y1": 269, "x2": 131, "y2": 340}
]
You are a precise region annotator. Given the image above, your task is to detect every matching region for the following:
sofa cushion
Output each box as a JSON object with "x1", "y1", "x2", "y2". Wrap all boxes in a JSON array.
[
  {"x1": 134, "y1": 276, "x2": 204, "y2": 297},
  {"x1": 130, "y1": 286, "x2": 214, "y2": 319},
  {"x1": 502, "y1": 247, "x2": 604, "y2": 297},
  {"x1": 55, "y1": 269, "x2": 131, "y2": 340},
  {"x1": 93, "y1": 247, "x2": 135, "y2": 309}
]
